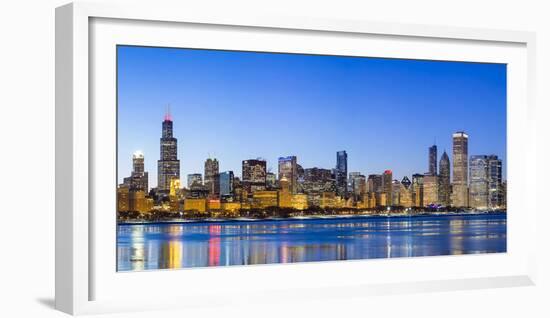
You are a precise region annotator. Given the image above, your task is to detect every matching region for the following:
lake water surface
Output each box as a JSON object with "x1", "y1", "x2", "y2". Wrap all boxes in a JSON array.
[{"x1": 117, "y1": 214, "x2": 506, "y2": 271}]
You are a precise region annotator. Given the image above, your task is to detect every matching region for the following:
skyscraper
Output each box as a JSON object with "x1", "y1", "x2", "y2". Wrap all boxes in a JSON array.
[
  {"x1": 204, "y1": 158, "x2": 220, "y2": 197},
  {"x1": 157, "y1": 111, "x2": 180, "y2": 193},
  {"x1": 335, "y1": 151, "x2": 348, "y2": 197},
  {"x1": 423, "y1": 174, "x2": 439, "y2": 207},
  {"x1": 187, "y1": 173, "x2": 202, "y2": 189},
  {"x1": 401, "y1": 176, "x2": 412, "y2": 189},
  {"x1": 278, "y1": 156, "x2": 298, "y2": 193},
  {"x1": 382, "y1": 170, "x2": 393, "y2": 206},
  {"x1": 429, "y1": 145, "x2": 437, "y2": 175},
  {"x1": 367, "y1": 174, "x2": 382, "y2": 193},
  {"x1": 266, "y1": 172, "x2": 277, "y2": 189},
  {"x1": 219, "y1": 171, "x2": 234, "y2": 199},
  {"x1": 438, "y1": 151, "x2": 451, "y2": 206},
  {"x1": 349, "y1": 173, "x2": 366, "y2": 198},
  {"x1": 242, "y1": 159, "x2": 267, "y2": 193},
  {"x1": 488, "y1": 155, "x2": 504, "y2": 209},
  {"x1": 451, "y1": 131, "x2": 469, "y2": 207},
  {"x1": 123, "y1": 151, "x2": 149, "y2": 192},
  {"x1": 411, "y1": 173, "x2": 424, "y2": 207},
  {"x1": 469, "y1": 155, "x2": 489, "y2": 209}
]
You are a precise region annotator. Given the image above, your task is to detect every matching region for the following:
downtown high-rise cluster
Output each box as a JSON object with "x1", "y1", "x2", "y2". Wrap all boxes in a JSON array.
[{"x1": 117, "y1": 113, "x2": 506, "y2": 216}]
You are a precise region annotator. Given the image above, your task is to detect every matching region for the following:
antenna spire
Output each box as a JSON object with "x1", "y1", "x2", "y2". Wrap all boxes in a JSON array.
[{"x1": 164, "y1": 104, "x2": 172, "y2": 121}]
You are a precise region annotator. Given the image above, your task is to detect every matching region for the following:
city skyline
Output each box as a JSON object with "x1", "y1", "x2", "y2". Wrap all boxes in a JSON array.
[{"x1": 118, "y1": 45, "x2": 507, "y2": 188}]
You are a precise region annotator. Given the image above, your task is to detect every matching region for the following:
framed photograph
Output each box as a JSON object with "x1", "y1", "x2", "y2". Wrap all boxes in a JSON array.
[{"x1": 56, "y1": 2, "x2": 537, "y2": 315}]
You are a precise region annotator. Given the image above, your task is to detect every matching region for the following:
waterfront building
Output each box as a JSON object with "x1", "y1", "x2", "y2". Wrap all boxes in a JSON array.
[
  {"x1": 451, "y1": 131, "x2": 469, "y2": 207},
  {"x1": 157, "y1": 111, "x2": 180, "y2": 193},
  {"x1": 488, "y1": 155, "x2": 504, "y2": 209},
  {"x1": 123, "y1": 151, "x2": 149, "y2": 192},
  {"x1": 291, "y1": 194, "x2": 308, "y2": 210},
  {"x1": 411, "y1": 173, "x2": 424, "y2": 207},
  {"x1": 367, "y1": 174, "x2": 382, "y2": 193},
  {"x1": 117, "y1": 185, "x2": 129, "y2": 213},
  {"x1": 502, "y1": 181, "x2": 507, "y2": 209},
  {"x1": 379, "y1": 192, "x2": 388, "y2": 207},
  {"x1": 169, "y1": 178, "x2": 181, "y2": 211},
  {"x1": 184, "y1": 198, "x2": 207, "y2": 212},
  {"x1": 391, "y1": 180, "x2": 401, "y2": 206},
  {"x1": 253, "y1": 190, "x2": 279, "y2": 209},
  {"x1": 296, "y1": 164, "x2": 305, "y2": 192},
  {"x1": 221, "y1": 202, "x2": 241, "y2": 214},
  {"x1": 320, "y1": 192, "x2": 336, "y2": 208},
  {"x1": 129, "y1": 190, "x2": 148, "y2": 213},
  {"x1": 335, "y1": 151, "x2": 348, "y2": 197},
  {"x1": 278, "y1": 177, "x2": 292, "y2": 208},
  {"x1": 438, "y1": 151, "x2": 451, "y2": 206},
  {"x1": 349, "y1": 172, "x2": 367, "y2": 199},
  {"x1": 401, "y1": 176, "x2": 411, "y2": 189},
  {"x1": 242, "y1": 159, "x2": 267, "y2": 193},
  {"x1": 399, "y1": 183, "x2": 413, "y2": 208},
  {"x1": 204, "y1": 158, "x2": 220, "y2": 197},
  {"x1": 469, "y1": 155, "x2": 490, "y2": 209},
  {"x1": 429, "y1": 144, "x2": 438, "y2": 175},
  {"x1": 382, "y1": 170, "x2": 393, "y2": 205},
  {"x1": 367, "y1": 192, "x2": 377, "y2": 208},
  {"x1": 302, "y1": 167, "x2": 334, "y2": 194},
  {"x1": 266, "y1": 172, "x2": 277, "y2": 189},
  {"x1": 187, "y1": 173, "x2": 202, "y2": 189},
  {"x1": 187, "y1": 183, "x2": 209, "y2": 199},
  {"x1": 423, "y1": 174, "x2": 439, "y2": 207},
  {"x1": 207, "y1": 199, "x2": 221, "y2": 211},
  {"x1": 219, "y1": 171, "x2": 234, "y2": 198},
  {"x1": 278, "y1": 156, "x2": 298, "y2": 193}
]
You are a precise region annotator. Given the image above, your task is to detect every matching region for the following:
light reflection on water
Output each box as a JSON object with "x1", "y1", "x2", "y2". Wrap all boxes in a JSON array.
[{"x1": 117, "y1": 214, "x2": 506, "y2": 271}]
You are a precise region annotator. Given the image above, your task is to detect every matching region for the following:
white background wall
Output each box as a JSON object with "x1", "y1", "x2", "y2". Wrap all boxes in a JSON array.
[{"x1": 0, "y1": 0, "x2": 548, "y2": 317}]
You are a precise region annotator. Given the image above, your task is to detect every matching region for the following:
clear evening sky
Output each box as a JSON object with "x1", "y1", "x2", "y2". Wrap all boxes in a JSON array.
[{"x1": 117, "y1": 45, "x2": 506, "y2": 187}]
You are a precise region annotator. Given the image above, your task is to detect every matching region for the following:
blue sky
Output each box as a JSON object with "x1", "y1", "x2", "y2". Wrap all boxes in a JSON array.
[{"x1": 117, "y1": 45, "x2": 506, "y2": 187}]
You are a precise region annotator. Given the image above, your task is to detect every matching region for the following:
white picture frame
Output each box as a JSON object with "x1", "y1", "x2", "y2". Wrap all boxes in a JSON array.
[{"x1": 55, "y1": 1, "x2": 537, "y2": 315}]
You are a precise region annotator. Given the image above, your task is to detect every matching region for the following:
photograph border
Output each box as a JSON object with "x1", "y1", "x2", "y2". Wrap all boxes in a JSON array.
[{"x1": 55, "y1": 2, "x2": 537, "y2": 315}]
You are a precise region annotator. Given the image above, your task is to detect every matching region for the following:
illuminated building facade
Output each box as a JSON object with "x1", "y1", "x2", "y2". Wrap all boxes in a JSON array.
[
  {"x1": 423, "y1": 174, "x2": 439, "y2": 206},
  {"x1": 411, "y1": 173, "x2": 424, "y2": 207},
  {"x1": 219, "y1": 171, "x2": 234, "y2": 199},
  {"x1": 253, "y1": 191, "x2": 279, "y2": 208},
  {"x1": 117, "y1": 185, "x2": 129, "y2": 212},
  {"x1": 452, "y1": 131, "x2": 469, "y2": 207},
  {"x1": 488, "y1": 155, "x2": 504, "y2": 208},
  {"x1": 266, "y1": 172, "x2": 277, "y2": 189},
  {"x1": 204, "y1": 158, "x2": 220, "y2": 197},
  {"x1": 278, "y1": 177, "x2": 292, "y2": 208},
  {"x1": 129, "y1": 190, "x2": 148, "y2": 213},
  {"x1": 278, "y1": 156, "x2": 298, "y2": 193},
  {"x1": 438, "y1": 151, "x2": 451, "y2": 206},
  {"x1": 184, "y1": 198, "x2": 206, "y2": 212},
  {"x1": 187, "y1": 173, "x2": 202, "y2": 189},
  {"x1": 469, "y1": 155, "x2": 490, "y2": 209},
  {"x1": 349, "y1": 172, "x2": 367, "y2": 199},
  {"x1": 335, "y1": 151, "x2": 348, "y2": 197},
  {"x1": 399, "y1": 182, "x2": 413, "y2": 208},
  {"x1": 242, "y1": 159, "x2": 267, "y2": 193},
  {"x1": 123, "y1": 151, "x2": 149, "y2": 192},
  {"x1": 291, "y1": 194, "x2": 308, "y2": 210},
  {"x1": 382, "y1": 170, "x2": 393, "y2": 206},
  {"x1": 157, "y1": 112, "x2": 180, "y2": 193}
]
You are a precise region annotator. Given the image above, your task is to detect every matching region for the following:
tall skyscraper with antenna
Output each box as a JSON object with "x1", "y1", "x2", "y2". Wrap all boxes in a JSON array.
[{"x1": 157, "y1": 108, "x2": 180, "y2": 193}]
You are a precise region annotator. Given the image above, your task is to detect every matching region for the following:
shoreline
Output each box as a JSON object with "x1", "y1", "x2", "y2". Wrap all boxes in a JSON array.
[{"x1": 117, "y1": 211, "x2": 506, "y2": 226}]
